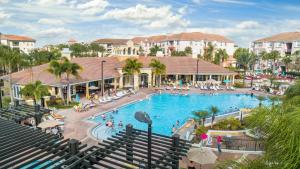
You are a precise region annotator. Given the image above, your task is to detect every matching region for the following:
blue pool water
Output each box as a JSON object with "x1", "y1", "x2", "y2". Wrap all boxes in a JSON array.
[{"x1": 90, "y1": 93, "x2": 269, "y2": 139}]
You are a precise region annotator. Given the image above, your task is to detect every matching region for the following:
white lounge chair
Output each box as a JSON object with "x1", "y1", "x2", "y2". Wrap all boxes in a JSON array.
[{"x1": 129, "y1": 88, "x2": 136, "y2": 94}]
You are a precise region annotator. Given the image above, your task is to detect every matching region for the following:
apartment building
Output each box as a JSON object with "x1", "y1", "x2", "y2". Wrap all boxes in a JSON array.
[
  {"x1": 133, "y1": 32, "x2": 235, "y2": 59},
  {"x1": 93, "y1": 38, "x2": 140, "y2": 56},
  {"x1": 0, "y1": 33, "x2": 36, "y2": 54},
  {"x1": 251, "y1": 31, "x2": 300, "y2": 56}
]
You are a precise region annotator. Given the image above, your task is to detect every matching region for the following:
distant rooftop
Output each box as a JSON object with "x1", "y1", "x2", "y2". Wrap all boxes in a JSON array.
[
  {"x1": 1, "y1": 34, "x2": 36, "y2": 42},
  {"x1": 254, "y1": 31, "x2": 300, "y2": 42}
]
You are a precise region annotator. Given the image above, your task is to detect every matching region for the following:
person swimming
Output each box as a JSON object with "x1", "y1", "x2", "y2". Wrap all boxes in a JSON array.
[
  {"x1": 176, "y1": 120, "x2": 180, "y2": 126},
  {"x1": 172, "y1": 125, "x2": 177, "y2": 134},
  {"x1": 118, "y1": 121, "x2": 123, "y2": 128},
  {"x1": 101, "y1": 114, "x2": 106, "y2": 120}
]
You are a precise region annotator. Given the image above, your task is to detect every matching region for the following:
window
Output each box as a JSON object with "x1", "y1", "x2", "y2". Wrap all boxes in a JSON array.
[
  {"x1": 296, "y1": 41, "x2": 300, "y2": 47},
  {"x1": 212, "y1": 75, "x2": 218, "y2": 81},
  {"x1": 196, "y1": 75, "x2": 206, "y2": 81}
]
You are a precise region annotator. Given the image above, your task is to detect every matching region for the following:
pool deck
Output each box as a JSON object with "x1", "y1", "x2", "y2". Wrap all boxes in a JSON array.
[{"x1": 57, "y1": 87, "x2": 270, "y2": 145}]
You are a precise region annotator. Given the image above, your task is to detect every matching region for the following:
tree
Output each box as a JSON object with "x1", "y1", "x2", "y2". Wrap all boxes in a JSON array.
[
  {"x1": 282, "y1": 56, "x2": 292, "y2": 73},
  {"x1": 256, "y1": 95, "x2": 266, "y2": 107},
  {"x1": 61, "y1": 58, "x2": 82, "y2": 105},
  {"x1": 234, "y1": 48, "x2": 255, "y2": 84},
  {"x1": 203, "y1": 42, "x2": 215, "y2": 62},
  {"x1": 217, "y1": 84, "x2": 300, "y2": 169},
  {"x1": 122, "y1": 58, "x2": 143, "y2": 89},
  {"x1": 149, "y1": 45, "x2": 162, "y2": 56},
  {"x1": 48, "y1": 58, "x2": 82, "y2": 105},
  {"x1": 89, "y1": 43, "x2": 100, "y2": 57},
  {"x1": 149, "y1": 59, "x2": 166, "y2": 87},
  {"x1": 70, "y1": 43, "x2": 88, "y2": 57},
  {"x1": 28, "y1": 49, "x2": 61, "y2": 65},
  {"x1": 193, "y1": 110, "x2": 210, "y2": 126},
  {"x1": 209, "y1": 106, "x2": 219, "y2": 128},
  {"x1": 138, "y1": 46, "x2": 144, "y2": 56},
  {"x1": 262, "y1": 51, "x2": 281, "y2": 75},
  {"x1": 184, "y1": 47, "x2": 192, "y2": 55},
  {"x1": 99, "y1": 45, "x2": 106, "y2": 57},
  {"x1": 0, "y1": 46, "x2": 25, "y2": 103},
  {"x1": 20, "y1": 81, "x2": 49, "y2": 105},
  {"x1": 214, "y1": 49, "x2": 228, "y2": 65}
]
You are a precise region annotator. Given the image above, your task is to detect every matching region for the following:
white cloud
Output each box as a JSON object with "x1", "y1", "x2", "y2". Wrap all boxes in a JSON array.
[
  {"x1": 37, "y1": 27, "x2": 73, "y2": 38},
  {"x1": 0, "y1": 0, "x2": 9, "y2": 3},
  {"x1": 192, "y1": 0, "x2": 202, "y2": 4},
  {"x1": 236, "y1": 21, "x2": 261, "y2": 29},
  {"x1": 29, "y1": 0, "x2": 67, "y2": 6},
  {"x1": 0, "y1": 11, "x2": 10, "y2": 23},
  {"x1": 102, "y1": 4, "x2": 188, "y2": 29},
  {"x1": 212, "y1": 0, "x2": 256, "y2": 5},
  {"x1": 77, "y1": 0, "x2": 109, "y2": 16},
  {"x1": 38, "y1": 18, "x2": 65, "y2": 25},
  {"x1": 178, "y1": 5, "x2": 188, "y2": 15}
]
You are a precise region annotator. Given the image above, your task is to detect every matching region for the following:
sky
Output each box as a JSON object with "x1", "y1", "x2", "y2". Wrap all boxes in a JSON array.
[{"x1": 1, "y1": 0, "x2": 300, "y2": 47}]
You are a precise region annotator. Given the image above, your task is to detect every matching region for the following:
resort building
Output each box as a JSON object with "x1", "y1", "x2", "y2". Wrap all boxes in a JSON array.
[
  {"x1": 251, "y1": 31, "x2": 300, "y2": 73},
  {"x1": 134, "y1": 32, "x2": 235, "y2": 59},
  {"x1": 251, "y1": 31, "x2": 300, "y2": 56},
  {"x1": 93, "y1": 39, "x2": 140, "y2": 56},
  {"x1": 7, "y1": 56, "x2": 235, "y2": 102},
  {"x1": 0, "y1": 33, "x2": 36, "y2": 54},
  {"x1": 93, "y1": 32, "x2": 236, "y2": 67}
]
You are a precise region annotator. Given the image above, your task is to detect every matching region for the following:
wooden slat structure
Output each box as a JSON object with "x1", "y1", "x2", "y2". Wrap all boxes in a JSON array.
[{"x1": 0, "y1": 116, "x2": 191, "y2": 169}]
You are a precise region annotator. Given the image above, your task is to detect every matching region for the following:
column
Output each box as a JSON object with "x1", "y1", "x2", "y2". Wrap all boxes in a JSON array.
[
  {"x1": 148, "y1": 73, "x2": 152, "y2": 88},
  {"x1": 50, "y1": 87, "x2": 55, "y2": 96},
  {"x1": 133, "y1": 74, "x2": 139, "y2": 90},
  {"x1": 119, "y1": 76, "x2": 123, "y2": 88},
  {"x1": 192, "y1": 75, "x2": 196, "y2": 85},
  {"x1": 67, "y1": 84, "x2": 71, "y2": 102},
  {"x1": 209, "y1": 75, "x2": 212, "y2": 80},
  {"x1": 175, "y1": 74, "x2": 178, "y2": 85},
  {"x1": 114, "y1": 78, "x2": 117, "y2": 90},
  {"x1": 85, "y1": 82, "x2": 89, "y2": 99},
  {"x1": 232, "y1": 75, "x2": 235, "y2": 84}
]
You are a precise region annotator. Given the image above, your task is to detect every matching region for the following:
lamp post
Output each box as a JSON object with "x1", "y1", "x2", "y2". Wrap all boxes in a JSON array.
[
  {"x1": 0, "y1": 79, "x2": 3, "y2": 108},
  {"x1": 101, "y1": 60, "x2": 106, "y2": 97},
  {"x1": 196, "y1": 58, "x2": 199, "y2": 83},
  {"x1": 135, "y1": 111, "x2": 152, "y2": 168}
]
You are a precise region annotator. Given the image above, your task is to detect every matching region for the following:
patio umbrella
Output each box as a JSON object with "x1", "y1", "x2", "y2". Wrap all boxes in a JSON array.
[
  {"x1": 223, "y1": 79, "x2": 231, "y2": 83},
  {"x1": 37, "y1": 120, "x2": 62, "y2": 129},
  {"x1": 187, "y1": 147, "x2": 217, "y2": 165}
]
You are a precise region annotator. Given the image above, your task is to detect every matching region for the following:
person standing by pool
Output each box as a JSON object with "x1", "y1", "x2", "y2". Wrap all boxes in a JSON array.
[
  {"x1": 216, "y1": 135, "x2": 223, "y2": 153},
  {"x1": 176, "y1": 120, "x2": 180, "y2": 127},
  {"x1": 172, "y1": 125, "x2": 177, "y2": 134}
]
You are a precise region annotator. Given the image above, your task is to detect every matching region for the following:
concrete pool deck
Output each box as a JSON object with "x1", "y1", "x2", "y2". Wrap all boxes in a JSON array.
[{"x1": 57, "y1": 87, "x2": 271, "y2": 145}]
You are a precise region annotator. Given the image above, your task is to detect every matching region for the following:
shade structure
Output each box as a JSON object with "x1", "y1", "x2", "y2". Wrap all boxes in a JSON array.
[
  {"x1": 187, "y1": 147, "x2": 217, "y2": 165},
  {"x1": 37, "y1": 120, "x2": 62, "y2": 129}
]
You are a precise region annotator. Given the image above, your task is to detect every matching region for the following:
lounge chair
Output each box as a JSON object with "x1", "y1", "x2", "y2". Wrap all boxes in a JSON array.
[
  {"x1": 129, "y1": 88, "x2": 136, "y2": 94},
  {"x1": 99, "y1": 98, "x2": 108, "y2": 103}
]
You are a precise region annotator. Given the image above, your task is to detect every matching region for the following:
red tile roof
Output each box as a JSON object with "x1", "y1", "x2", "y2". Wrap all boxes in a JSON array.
[
  {"x1": 2, "y1": 34, "x2": 36, "y2": 42},
  {"x1": 254, "y1": 31, "x2": 300, "y2": 42},
  {"x1": 93, "y1": 38, "x2": 129, "y2": 45},
  {"x1": 11, "y1": 57, "x2": 235, "y2": 86}
]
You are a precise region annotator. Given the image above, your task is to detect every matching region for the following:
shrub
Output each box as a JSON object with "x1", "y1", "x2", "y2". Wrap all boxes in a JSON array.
[
  {"x1": 213, "y1": 117, "x2": 243, "y2": 130},
  {"x1": 2, "y1": 96, "x2": 11, "y2": 108},
  {"x1": 233, "y1": 82, "x2": 245, "y2": 88},
  {"x1": 195, "y1": 125, "x2": 208, "y2": 135}
]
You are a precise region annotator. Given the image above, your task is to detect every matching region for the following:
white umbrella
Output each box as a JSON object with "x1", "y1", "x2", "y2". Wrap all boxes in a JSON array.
[
  {"x1": 89, "y1": 86, "x2": 99, "y2": 90},
  {"x1": 205, "y1": 79, "x2": 217, "y2": 84},
  {"x1": 187, "y1": 147, "x2": 217, "y2": 165}
]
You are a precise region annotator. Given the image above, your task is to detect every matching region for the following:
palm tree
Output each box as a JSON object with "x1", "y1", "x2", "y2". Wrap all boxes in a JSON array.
[
  {"x1": 99, "y1": 45, "x2": 106, "y2": 57},
  {"x1": 214, "y1": 49, "x2": 228, "y2": 65},
  {"x1": 48, "y1": 58, "x2": 82, "y2": 105},
  {"x1": 122, "y1": 58, "x2": 143, "y2": 89},
  {"x1": 262, "y1": 51, "x2": 281, "y2": 75},
  {"x1": 20, "y1": 81, "x2": 49, "y2": 105},
  {"x1": 282, "y1": 56, "x2": 292, "y2": 73},
  {"x1": 193, "y1": 110, "x2": 210, "y2": 126},
  {"x1": 149, "y1": 59, "x2": 166, "y2": 87},
  {"x1": 209, "y1": 106, "x2": 219, "y2": 128},
  {"x1": 89, "y1": 43, "x2": 100, "y2": 57},
  {"x1": 61, "y1": 58, "x2": 82, "y2": 105},
  {"x1": 203, "y1": 42, "x2": 215, "y2": 62},
  {"x1": 256, "y1": 95, "x2": 266, "y2": 107},
  {"x1": 234, "y1": 48, "x2": 255, "y2": 84}
]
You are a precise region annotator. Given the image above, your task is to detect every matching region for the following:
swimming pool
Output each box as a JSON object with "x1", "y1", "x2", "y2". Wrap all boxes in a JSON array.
[{"x1": 90, "y1": 93, "x2": 269, "y2": 139}]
